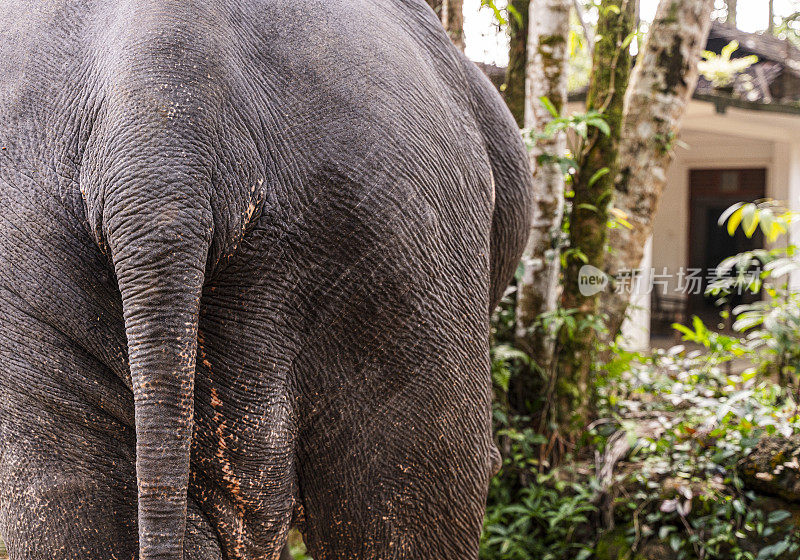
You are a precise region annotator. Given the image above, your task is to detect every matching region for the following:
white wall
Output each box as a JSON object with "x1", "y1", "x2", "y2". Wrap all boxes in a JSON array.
[{"x1": 772, "y1": 142, "x2": 800, "y2": 290}]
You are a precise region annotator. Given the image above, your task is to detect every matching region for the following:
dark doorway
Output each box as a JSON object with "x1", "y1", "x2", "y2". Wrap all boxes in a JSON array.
[{"x1": 688, "y1": 168, "x2": 766, "y2": 322}]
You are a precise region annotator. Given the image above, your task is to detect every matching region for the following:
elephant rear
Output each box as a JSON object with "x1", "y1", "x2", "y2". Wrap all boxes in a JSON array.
[{"x1": 0, "y1": 0, "x2": 532, "y2": 558}]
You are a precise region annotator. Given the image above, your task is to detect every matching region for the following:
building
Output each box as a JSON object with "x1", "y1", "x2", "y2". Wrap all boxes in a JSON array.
[
  {"x1": 481, "y1": 22, "x2": 800, "y2": 348},
  {"x1": 634, "y1": 22, "x2": 800, "y2": 347}
]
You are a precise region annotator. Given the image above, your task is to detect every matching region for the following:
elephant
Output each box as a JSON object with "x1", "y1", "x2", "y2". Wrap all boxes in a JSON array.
[{"x1": 0, "y1": 0, "x2": 532, "y2": 558}]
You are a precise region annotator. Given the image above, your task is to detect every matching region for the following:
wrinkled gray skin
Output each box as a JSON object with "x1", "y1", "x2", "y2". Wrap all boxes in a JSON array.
[{"x1": 0, "y1": 0, "x2": 532, "y2": 558}]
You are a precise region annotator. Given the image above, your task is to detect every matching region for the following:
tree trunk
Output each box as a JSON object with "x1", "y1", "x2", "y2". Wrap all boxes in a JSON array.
[
  {"x1": 427, "y1": 0, "x2": 465, "y2": 50},
  {"x1": 768, "y1": 0, "x2": 775, "y2": 34},
  {"x1": 725, "y1": 0, "x2": 737, "y2": 28},
  {"x1": 505, "y1": 0, "x2": 530, "y2": 127},
  {"x1": 445, "y1": 0, "x2": 465, "y2": 50},
  {"x1": 554, "y1": 0, "x2": 636, "y2": 452},
  {"x1": 514, "y1": 0, "x2": 570, "y2": 381},
  {"x1": 601, "y1": 0, "x2": 715, "y2": 339}
]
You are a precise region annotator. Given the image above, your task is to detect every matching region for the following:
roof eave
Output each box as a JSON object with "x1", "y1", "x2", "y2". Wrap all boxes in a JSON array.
[{"x1": 566, "y1": 89, "x2": 800, "y2": 117}]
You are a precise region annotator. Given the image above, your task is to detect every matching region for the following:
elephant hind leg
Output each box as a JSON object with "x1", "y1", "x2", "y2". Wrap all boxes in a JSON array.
[
  {"x1": 294, "y1": 326, "x2": 494, "y2": 559},
  {"x1": 0, "y1": 458, "x2": 221, "y2": 560},
  {"x1": 0, "y1": 463, "x2": 137, "y2": 560},
  {"x1": 0, "y1": 438, "x2": 222, "y2": 560},
  {"x1": 0, "y1": 309, "x2": 222, "y2": 560}
]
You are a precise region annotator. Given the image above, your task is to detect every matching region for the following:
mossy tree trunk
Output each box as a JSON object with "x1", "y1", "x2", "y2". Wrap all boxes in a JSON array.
[
  {"x1": 514, "y1": 0, "x2": 570, "y2": 407},
  {"x1": 601, "y1": 0, "x2": 715, "y2": 339},
  {"x1": 552, "y1": 0, "x2": 636, "y2": 454},
  {"x1": 505, "y1": 0, "x2": 529, "y2": 127}
]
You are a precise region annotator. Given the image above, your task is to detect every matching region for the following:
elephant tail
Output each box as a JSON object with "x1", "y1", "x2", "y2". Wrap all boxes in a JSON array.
[{"x1": 103, "y1": 175, "x2": 213, "y2": 559}]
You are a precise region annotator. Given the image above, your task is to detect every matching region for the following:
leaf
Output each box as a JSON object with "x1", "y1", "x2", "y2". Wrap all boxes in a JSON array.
[
  {"x1": 479, "y1": 0, "x2": 507, "y2": 26},
  {"x1": 765, "y1": 259, "x2": 800, "y2": 279},
  {"x1": 758, "y1": 209, "x2": 776, "y2": 238},
  {"x1": 741, "y1": 203, "x2": 759, "y2": 238},
  {"x1": 569, "y1": 29, "x2": 584, "y2": 58},
  {"x1": 539, "y1": 96, "x2": 559, "y2": 119},
  {"x1": 721, "y1": 40, "x2": 740, "y2": 61},
  {"x1": 660, "y1": 499, "x2": 678, "y2": 513},
  {"x1": 757, "y1": 540, "x2": 790, "y2": 560},
  {"x1": 727, "y1": 205, "x2": 745, "y2": 236},
  {"x1": 719, "y1": 202, "x2": 744, "y2": 227},
  {"x1": 701, "y1": 49, "x2": 716, "y2": 61},
  {"x1": 767, "y1": 510, "x2": 792, "y2": 524},
  {"x1": 669, "y1": 534, "x2": 682, "y2": 551},
  {"x1": 733, "y1": 314, "x2": 763, "y2": 332},
  {"x1": 767, "y1": 220, "x2": 788, "y2": 243},
  {"x1": 588, "y1": 168, "x2": 610, "y2": 188},
  {"x1": 620, "y1": 31, "x2": 637, "y2": 50},
  {"x1": 672, "y1": 323, "x2": 694, "y2": 338},
  {"x1": 609, "y1": 207, "x2": 633, "y2": 229},
  {"x1": 506, "y1": 3, "x2": 523, "y2": 26},
  {"x1": 586, "y1": 117, "x2": 611, "y2": 136}
]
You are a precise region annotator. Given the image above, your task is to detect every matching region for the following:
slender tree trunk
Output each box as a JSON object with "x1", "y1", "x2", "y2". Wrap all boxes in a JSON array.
[
  {"x1": 768, "y1": 0, "x2": 775, "y2": 35},
  {"x1": 515, "y1": 0, "x2": 570, "y2": 380},
  {"x1": 427, "y1": 0, "x2": 464, "y2": 50},
  {"x1": 725, "y1": 0, "x2": 737, "y2": 28},
  {"x1": 553, "y1": 0, "x2": 636, "y2": 452},
  {"x1": 445, "y1": 0, "x2": 465, "y2": 50},
  {"x1": 505, "y1": 0, "x2": 530, "y2": 127},
  {"x1": 601, "y1": 0, "x2": 715, "y2": 339}
]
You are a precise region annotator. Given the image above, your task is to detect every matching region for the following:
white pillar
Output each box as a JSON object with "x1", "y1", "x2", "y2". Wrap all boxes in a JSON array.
[
  {"x1": 772, "y1": 142, "x2": 800, "y2": 291},
  {"x1": 620, "y1": 236, "x2": 653, "y2": 351}
]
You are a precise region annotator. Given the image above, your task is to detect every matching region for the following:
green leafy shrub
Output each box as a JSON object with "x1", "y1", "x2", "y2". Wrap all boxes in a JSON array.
[
  {"x1": 714, "y1": 200, "x2": 800, "y2": 396},
  {"x1": 600, "y1": 340, "x2": 800, "y2": 559}
]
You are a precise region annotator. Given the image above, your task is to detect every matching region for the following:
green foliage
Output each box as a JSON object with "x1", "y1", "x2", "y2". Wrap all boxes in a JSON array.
[
  {"x1": 717, "y1": 200, "x2": 793, "y2": 243},
  {"x1": 524, "y1": 100, "x2": 628, "y2": 254},
  {"x1": 486, "y1": 304, "x2": 800, "y2": 560},
  {"x1": 287, "y1": 529, "x2": 312, "y2": 560},
  {"x1": 492, "y1": 343, "x2": 532, "y2": 393},
  {"x1": 483, "y1": 346, "x2": 598, "y2": 559},
  {"x1": 485, "y1": 296, "x2": 599, "y2": 560},
  {"x1": 527, "y1": 102, "x2": 610, "y2": 143},
  {"x1": 671, "y1": 315, "x2": 746, "y2": 358},
  {"x1": 774, "y1": 11, "x2": 800, "y2": 50},
  {"x1": 479, "y1": 0, "x2": 522, "y2": 27},
  {"x1": 713, "y1": 200, "x2": 800, "y2": 395},
  {"x1": 734, "y1": 289, "x2": 800, "y2": 389},
  {"x1": 481, "y1": 465, "x2": 597, "y2": 560},
  {"x1": 599, "y1": 342, "x2": 800, "y2": 560}
]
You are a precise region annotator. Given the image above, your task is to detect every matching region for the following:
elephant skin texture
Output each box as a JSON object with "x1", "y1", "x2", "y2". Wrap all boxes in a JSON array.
[{"x1": 0, "y1": 0, "x2": 533, "y2": 558}]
